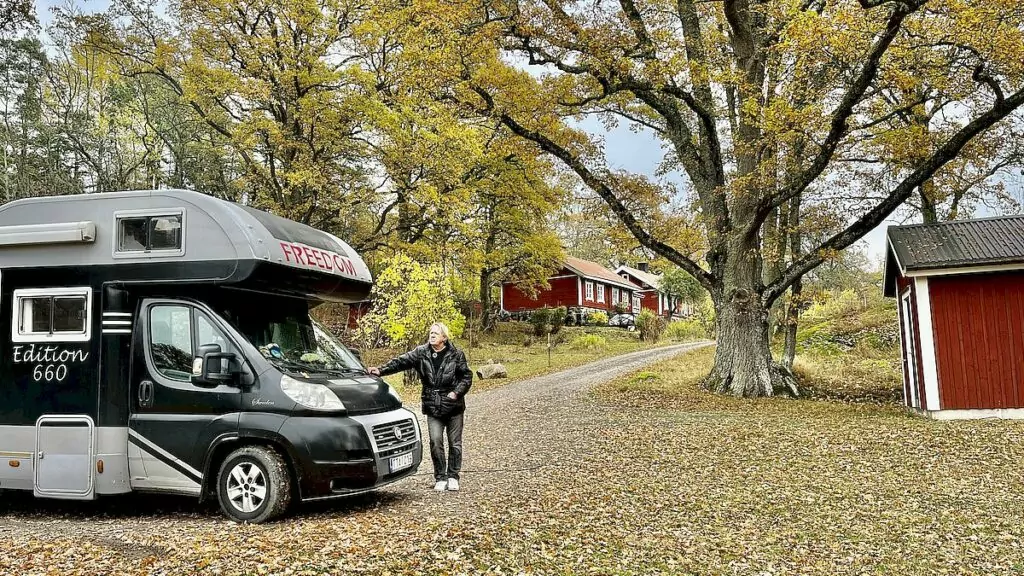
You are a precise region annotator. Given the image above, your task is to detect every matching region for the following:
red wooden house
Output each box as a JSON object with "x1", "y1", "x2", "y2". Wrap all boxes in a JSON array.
[
  {"x1": 501, "y1": 256, "x2": 641, "y2": 317},
  {"x1": 615, "y1": 263, "x2": 692, "y2": 318},
  {"x1": 884, "y1": 216, "x2": 1024, "y2": 420},
  {"x1": 346, "y1": 300, "x2": 373, "y2": 330}
]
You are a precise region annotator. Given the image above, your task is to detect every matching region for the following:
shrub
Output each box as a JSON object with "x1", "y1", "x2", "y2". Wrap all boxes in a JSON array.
[
  {"x1": 664, "y1": 319, "x2": 707, "y2": 341},
  {"x1": 636, "y1": 309, "x2": 666, "y2": 342},
  {"x1": 570, "y1": 334, "x2": 608, "y2": 350},
  {"x1": 529, "y1": 308, "x2": 551, "y2": 336},
  {"x1": 804, "y1": 289, "x2": 863, "y2": 320},
  {"x1": 587, "y1": 310, "x2": 609, "y2": 325},
  {"x1": 357, "y1": 253, "x2": 465, "y2": 350},
  {"x1": 550, "y1": 306, "x2": 567, "y2": 335},
  {"x1": 530, "y1": 306, "x2": 567, "y2": 336}
]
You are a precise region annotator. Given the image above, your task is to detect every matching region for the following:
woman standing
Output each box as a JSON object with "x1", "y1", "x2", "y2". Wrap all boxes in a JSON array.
[{"x1": 368, "y1": 322, "x2": 472, "y2": 491}]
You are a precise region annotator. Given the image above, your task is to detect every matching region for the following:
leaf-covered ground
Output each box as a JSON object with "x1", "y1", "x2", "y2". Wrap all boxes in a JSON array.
[{"x1": 4, "y1": 342, "x2": 1024, "y2": 575}]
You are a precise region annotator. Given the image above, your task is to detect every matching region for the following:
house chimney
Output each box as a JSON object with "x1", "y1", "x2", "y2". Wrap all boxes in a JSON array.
[{"x1": 636, "y1": 262, "x2": 649, "y2": 272}]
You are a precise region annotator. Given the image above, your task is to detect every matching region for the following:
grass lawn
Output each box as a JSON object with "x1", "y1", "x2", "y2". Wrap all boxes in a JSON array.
[{"x1": 359, "y1": 321, "x2": 702, "y2": 398}]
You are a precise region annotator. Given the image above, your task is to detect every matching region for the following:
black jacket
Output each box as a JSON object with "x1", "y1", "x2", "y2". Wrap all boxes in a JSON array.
[{"x1": 378, "y1": 341, "x2": 473, "y2": 418}]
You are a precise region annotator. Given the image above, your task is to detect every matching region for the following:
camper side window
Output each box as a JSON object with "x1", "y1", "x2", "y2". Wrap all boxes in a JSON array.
[
  {"x1": 13, "y1": 288, "x2": 90, "y2": 341},
  {"x1": 117, "y1": 213, "x2": 182, "y2": 253}
]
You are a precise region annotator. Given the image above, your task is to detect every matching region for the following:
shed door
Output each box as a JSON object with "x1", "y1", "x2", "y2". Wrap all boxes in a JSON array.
[{"x1": 900, "y1": 292, "x2": 920, "y2": 408}]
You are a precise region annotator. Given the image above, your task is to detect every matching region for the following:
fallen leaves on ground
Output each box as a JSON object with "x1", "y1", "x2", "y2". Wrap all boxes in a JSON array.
[{"x1": 3, "y1": 343, "x2": 1023, "y2": 575}]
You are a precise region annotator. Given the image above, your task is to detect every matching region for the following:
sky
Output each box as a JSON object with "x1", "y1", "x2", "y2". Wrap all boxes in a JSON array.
[{"x1": 31, "y1": 0, "x2": 1019, "y2": 271}]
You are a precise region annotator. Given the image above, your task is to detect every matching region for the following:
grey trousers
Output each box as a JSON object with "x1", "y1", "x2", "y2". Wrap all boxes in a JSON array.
[{"x1": 426, "y1": 413, "x2": 464, "y2": 481}]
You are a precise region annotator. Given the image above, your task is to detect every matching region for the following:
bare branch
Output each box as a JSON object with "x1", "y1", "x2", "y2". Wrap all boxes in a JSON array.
[
  {"x1": 755, "y1": 2, "x2": 920, "y2": 225},
  {"x1": 618, "y1": 0, "x2": 656, "y2": 58},
  {"x1": 470, "y1": 85, "x2": 715, "y2": 291},
  {"x1": 765, "y1": 85, "x2": 1024, "y2": 305}
]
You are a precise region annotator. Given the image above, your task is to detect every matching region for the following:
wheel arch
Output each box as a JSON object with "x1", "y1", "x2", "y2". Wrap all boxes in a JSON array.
[{"x1": 199, "y1": 431, "x2": 304, "y2": 503}]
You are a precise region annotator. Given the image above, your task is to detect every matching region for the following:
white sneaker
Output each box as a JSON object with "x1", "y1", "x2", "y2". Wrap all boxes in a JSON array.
[
  {"x1": 434, "y1": 480, "x2": 447, "y2": 491},
  {"x1": 447, "y1": 478, "x2": 459, "y2": 491}
]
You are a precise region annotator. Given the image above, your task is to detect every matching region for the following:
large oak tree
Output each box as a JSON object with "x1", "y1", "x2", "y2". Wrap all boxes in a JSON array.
[{"x1": 434, "y1": 0, "x2": 1024, "y2": 396}]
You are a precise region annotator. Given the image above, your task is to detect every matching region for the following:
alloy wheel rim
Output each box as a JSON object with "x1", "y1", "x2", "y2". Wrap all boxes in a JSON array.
[{"x1": 226, "y1": 462, "x2": 268, "y2": 514}]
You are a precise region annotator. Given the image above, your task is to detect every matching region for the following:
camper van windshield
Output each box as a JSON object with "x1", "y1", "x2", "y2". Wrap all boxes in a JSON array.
[{"x1": 218, "y1": 302, "x2": 364, "y2": 376}]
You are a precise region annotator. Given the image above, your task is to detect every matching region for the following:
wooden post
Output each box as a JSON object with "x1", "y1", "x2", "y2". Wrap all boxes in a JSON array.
[{"x1": 547, "y1": 331, "x2": 551, "y2": 367}]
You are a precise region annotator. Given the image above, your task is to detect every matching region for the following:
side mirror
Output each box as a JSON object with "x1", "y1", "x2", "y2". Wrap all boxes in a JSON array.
[{"x1": 192, "y1": 344, "x2": 240, "y2": 385}]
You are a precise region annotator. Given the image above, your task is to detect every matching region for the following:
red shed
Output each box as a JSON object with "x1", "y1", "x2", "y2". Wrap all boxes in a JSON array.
[
  {"x1": 501, "y1": 256, "x2": 641, "y2": 316},
  {"x1": 883, "y1": 216, "x2": 1024, "y2": 420}
]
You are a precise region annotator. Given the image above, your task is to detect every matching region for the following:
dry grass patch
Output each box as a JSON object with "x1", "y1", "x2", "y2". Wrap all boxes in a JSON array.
[
  {"x1": 588, "y1": 346, "x2": 1024, "y2": 574},
  {"x1": 793, "y1": 343, "x2": 903, "y2": 405}
]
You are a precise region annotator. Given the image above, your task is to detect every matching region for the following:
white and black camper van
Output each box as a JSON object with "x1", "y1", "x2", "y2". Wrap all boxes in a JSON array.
[{"x1": 0, "y1": 189, "x2": 422, "y2": 523}]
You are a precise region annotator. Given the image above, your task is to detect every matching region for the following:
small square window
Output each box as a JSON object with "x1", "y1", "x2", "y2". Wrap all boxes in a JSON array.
[
  {"x1": 117, "y1": 214, "x2": 182, "y2": 253},
  {"x1": 16, "y1": 291, "x2": 88, "y2": 340}
]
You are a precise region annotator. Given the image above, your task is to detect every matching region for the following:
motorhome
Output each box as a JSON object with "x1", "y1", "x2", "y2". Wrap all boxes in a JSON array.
[{"x1": 0, "y1": 189, "x2": 422, "y2": 523}]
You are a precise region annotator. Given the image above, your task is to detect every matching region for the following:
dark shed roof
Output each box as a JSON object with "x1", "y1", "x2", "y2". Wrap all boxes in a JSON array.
[{"x1": 883, "y1": 215, "x2": 1024, "y2": 296}]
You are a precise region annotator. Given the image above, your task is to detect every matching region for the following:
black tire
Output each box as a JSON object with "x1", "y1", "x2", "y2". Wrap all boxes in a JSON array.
[{"x1": 216, "y1": 445, "x2": 292, "y2": 524}]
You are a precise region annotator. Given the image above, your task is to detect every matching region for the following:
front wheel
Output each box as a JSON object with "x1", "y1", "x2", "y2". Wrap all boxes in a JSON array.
[{"x1": 216, "y1": 446, "x2": 292, "y2": 523}]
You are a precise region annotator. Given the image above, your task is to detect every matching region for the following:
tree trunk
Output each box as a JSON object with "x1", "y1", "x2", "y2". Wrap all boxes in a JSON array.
[
  {"x1": 919, "y1": 179, "x2": 939, "y2": 224},
  {"x1": 703, "y1": 239, "x2": 799, "y2": 398},
  {"x1": 783, "y1": 277, "x2": 802, "y2": 369},
  {"x1": 479, "y1": 267, "x2": 494, "y2": 332},
  {"x1": 782, "y1": 193, "x2": 803, "y2": 370}
]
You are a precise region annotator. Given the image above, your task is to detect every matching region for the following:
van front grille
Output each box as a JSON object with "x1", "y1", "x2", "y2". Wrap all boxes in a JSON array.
[{"x1": 372, "y1": 419, "x2": 416, "y2": 450}]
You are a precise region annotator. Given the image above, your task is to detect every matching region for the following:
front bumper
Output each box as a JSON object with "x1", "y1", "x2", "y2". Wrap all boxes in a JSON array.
[{"x1": 285, "y1": 407, "x2": 423, "y2": 500}]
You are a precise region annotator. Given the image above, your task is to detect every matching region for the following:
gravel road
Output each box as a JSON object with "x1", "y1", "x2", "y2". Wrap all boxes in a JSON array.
[{"x1": 0, "y1": 341, "x2": 713, "y2": 544}]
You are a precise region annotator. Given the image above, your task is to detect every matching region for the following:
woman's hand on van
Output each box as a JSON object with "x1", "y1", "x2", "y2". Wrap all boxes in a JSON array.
[
  {"x1": 446, "y1": 392, "x2": 457, "y2": 400},
  {"x1": 368, "y1": 367, "x2": 380, "y2": 375}
]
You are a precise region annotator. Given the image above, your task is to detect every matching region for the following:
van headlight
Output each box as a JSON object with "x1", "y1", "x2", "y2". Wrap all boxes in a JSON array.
[{"x1": 280, "y1": 375, "x2": 346, "y2": 411}]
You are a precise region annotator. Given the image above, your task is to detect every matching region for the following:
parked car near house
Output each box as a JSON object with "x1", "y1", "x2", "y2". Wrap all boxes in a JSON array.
[{"x1": 608, "y1": 313, "x2": 636, "y2": 328}]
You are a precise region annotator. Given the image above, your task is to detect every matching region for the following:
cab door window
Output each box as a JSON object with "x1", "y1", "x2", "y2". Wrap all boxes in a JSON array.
[{"x1": 149, "y1": 305, "x2": 194, "y2": 381}]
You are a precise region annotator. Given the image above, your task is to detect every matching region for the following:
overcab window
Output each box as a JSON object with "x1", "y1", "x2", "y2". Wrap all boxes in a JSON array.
[
  {"x1": 116, "y1": 212, "x2": 183, "y2": 254},
  {"x1": 13, "y1": 288, "x2": 91, "y2": 342}
]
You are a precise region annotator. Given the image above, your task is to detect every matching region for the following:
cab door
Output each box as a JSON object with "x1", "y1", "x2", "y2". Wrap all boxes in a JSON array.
[{"x1": 128, "y1": 298, "x2": 244, "y2": 494}]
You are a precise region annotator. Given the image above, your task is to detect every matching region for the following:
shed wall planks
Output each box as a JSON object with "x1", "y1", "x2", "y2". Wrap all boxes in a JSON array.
[{"x1": 929, "y1": 271, "x2": 1024, "y2": 410}]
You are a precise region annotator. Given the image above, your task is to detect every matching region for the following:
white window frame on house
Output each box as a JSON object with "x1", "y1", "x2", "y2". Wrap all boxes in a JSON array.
[
  {"x1": 12, "y1": 286, "x2": 92, "y2": 343},
  {"x1": 585, "y1": 281, "x2": 594, "y2": 300},
  {"x1": 632, "y1": 294, "x2": 641, "y2": 313},
  {"x1": 612, "y1": 287, "x2": 620, "y2": 303},
  {"x1": 596, "y1": 284, "x2": 605, "y2": 303}
]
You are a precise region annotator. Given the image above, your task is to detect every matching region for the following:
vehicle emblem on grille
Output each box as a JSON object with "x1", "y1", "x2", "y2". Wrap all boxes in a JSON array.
[{"x1": 393, "y1": 425, "x2": 404, "y2": 441}]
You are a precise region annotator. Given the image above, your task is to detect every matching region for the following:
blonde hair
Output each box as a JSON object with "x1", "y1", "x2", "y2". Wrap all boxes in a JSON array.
[{"x1": 429, "y1": 322, "x2": 451, "y2": 341}]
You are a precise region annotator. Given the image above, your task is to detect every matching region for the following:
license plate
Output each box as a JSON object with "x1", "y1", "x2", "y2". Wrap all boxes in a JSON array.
[{"x1": 389, "y1": 452, "x2": 413, "y2": 473}]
